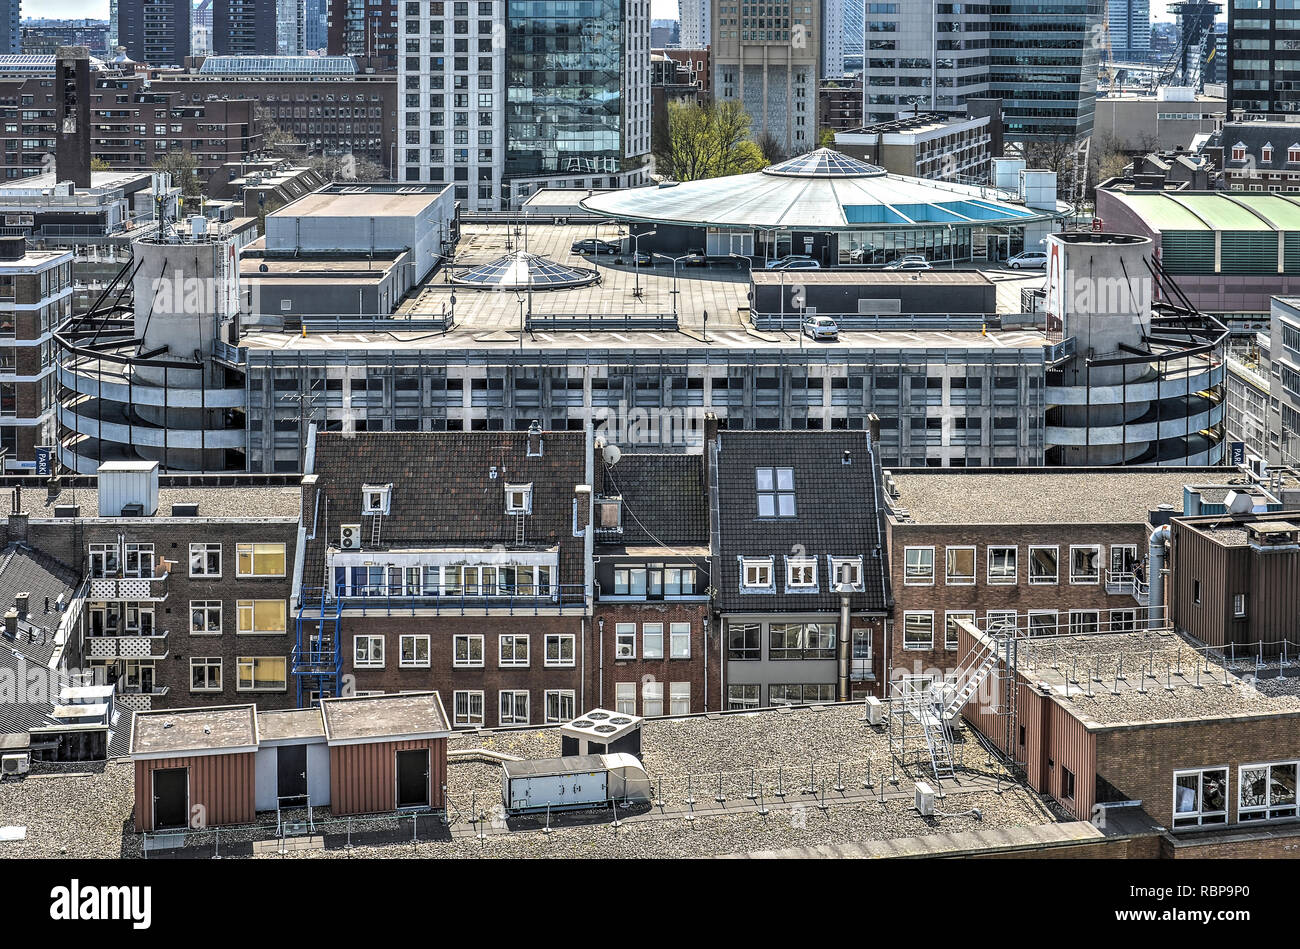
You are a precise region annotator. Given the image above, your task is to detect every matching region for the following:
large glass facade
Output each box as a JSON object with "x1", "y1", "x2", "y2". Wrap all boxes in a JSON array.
[{"x1": 505, "y1": 0, "x2": 624, "y2": 180}]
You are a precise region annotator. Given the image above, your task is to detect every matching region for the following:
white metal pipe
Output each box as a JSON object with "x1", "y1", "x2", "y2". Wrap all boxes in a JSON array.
[{"x1": 1148, "y1": 524, "x2": 1171, "y2": 629}]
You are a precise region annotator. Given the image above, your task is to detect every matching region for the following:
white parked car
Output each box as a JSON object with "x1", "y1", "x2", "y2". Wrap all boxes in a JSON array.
[
  {"x1": 802, "y1": 316, "x2": 840, "y2": 341},
  {"x1": 1007, "y1": 250, "x2": 1048, "y2": 270}
]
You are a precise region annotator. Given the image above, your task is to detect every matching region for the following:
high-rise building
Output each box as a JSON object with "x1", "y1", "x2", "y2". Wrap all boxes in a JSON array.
[
  {"x1": 116, "y1": 0, "x2": 192, "y2": 64},
  {"x1": 397, "y1": 0, "x2": 651, "y2": 209},
  {"x1": 1228, "y1": 0, "x2": 1293, "y2": 113},
  {"x1": 304, "y1": 0, "x2": 327, "y2": 50},
  {"x1": 213, "y1": 0, "x2": 305, "y2": 55},
  {"x1": 328, "y1": 0, "x2": 398, "y2": 69},
  {"x1": 821, "y1": 0, "x2": 843, "y2": 78},
  {"x1": 679, "y1": 0, "x2": 709, "y2": 47},
  {"x1": 0, "y1": 0, "x2": 17, "y2": 56},
  {"x1": 711, "y1": 0, "x2": 820, "y2": 153},
  {"x1": 1107, "y1": 0, "x2": 1150, "y2": 60}
]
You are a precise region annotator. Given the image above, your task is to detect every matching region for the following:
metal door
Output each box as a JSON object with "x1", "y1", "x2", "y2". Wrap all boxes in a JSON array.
[
  {"x1": 152, "y1": 767, "x2": 188, "y2": 830},
  {"x1": 395, "y1": 749, "x2": 429, "y2": 808},
  {"x1": 277, "y1": 744, "x2": 308, "y2": 802}
]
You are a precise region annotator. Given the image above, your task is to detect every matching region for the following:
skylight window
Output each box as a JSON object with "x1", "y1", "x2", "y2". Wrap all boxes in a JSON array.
[{"x1": 756, "y1": 467, "x2": 796, "y2": 517}]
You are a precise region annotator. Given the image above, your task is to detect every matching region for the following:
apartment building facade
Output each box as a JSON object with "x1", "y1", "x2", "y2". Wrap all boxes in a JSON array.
[{"x1": 116, "y1": 0, "x2": 192, "y2": 65}]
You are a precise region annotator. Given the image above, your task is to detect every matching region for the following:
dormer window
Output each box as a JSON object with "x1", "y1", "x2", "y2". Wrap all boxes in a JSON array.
[
  {"x1": 1263, "y1": 143, "x2": 1273, "y2": 163},
  {"x1": 1231, "y1": 142, "x2": 1247, "y2": 162},
  {"x1": 740, "y1": 556, "x2": 774, "y2": 591},
  {"x1": 1290, "y1": 144, "x2": 1300, "y2": 164},
  {"x1": 756, "y1": 466, "x2": 796, "y2": 517},
  {"x1": 362, "y1": 483, "x2": 392, "y2": 515},
  {"x1": 505, "y1": 483, "x2": 533, "y2": 514},
  {"x1": 595, "y1": 496, "x2": 622, "y2": 533},
  {"x1": 786, "y1": 556, "x2": 817, "y2": 590},
  {"x1": 830, "y1": 556, "x2": 864, "y2": 591}
]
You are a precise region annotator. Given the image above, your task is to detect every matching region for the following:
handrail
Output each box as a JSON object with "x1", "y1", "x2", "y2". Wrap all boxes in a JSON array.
[{"x1": 300, "y1": 582, "x2": 586, "y2": 616}]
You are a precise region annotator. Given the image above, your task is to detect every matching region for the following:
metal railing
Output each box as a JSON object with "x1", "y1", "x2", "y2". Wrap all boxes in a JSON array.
[
  {"x1": 750, "y1": 311, "x2": 1003, "y2": 332},
  {"x1": 301, "y1": 582, "x2": 587, "y2": 616},
  {"x1": 525, "y1": 312, "x2": 678, "y2": 332}
]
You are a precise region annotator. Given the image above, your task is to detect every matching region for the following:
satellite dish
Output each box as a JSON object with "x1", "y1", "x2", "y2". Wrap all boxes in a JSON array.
[{"x1": 602, "y1": 443, "x2": 622, "y2": 465}]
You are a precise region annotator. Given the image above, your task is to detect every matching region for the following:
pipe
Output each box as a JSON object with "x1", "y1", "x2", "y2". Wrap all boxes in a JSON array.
[
  {"x1": 838, "y1": 593, "x2": 851, "y2": 702},
  {"x1": 1148, "y1": 524, "x2": 1170, "y2": 629}
]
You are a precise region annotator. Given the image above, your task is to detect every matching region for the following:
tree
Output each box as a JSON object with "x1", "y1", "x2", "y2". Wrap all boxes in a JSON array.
[
  {"x1": 254, "y1": 105, "x2": 301, "y2": 160},
  {"x1": 90, "y1": 158, "x2": 111, "y2": 172},
  {"x1": 153, "y1": 151, "x2": 202, "y2": 197},
  {"x1": 655, "y1": 100, "x2": 768, "y2": 181},
  {"x1": 309, "y1": 152, "x2": 387, "y2": 182},
  {"x1": 816, "y1": 127, "x2": 838, "y2": 150},
  {"x1": 754, "y1": 129, "x2": 790, "y2": 165}
]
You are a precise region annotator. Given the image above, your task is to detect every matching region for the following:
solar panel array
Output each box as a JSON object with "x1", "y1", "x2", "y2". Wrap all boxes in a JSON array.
[{"x1": 452, "y1": 252, "x2": 599, "y2": 290}]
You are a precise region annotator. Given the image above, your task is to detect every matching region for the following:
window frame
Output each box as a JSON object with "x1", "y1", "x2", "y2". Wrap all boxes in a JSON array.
[
  {"x1": 1172, "y1": 766, "x2": 1229, "y2": 829},
  {"x1": 642, "y1": 622, "x2": 664, "y2": 659},
  {"x1": 944, "y1": 546, "x2": 976, "y2": 586},
  {"x1": 755, "y1": 465, "x2": 796, "y2": 517},
  {"x1": 399, "y1": 634, "x2": 431, "y2": 668},
  {"x1": 740, "y1": 556, "x2": 775, "y2": 591},
  {"x1": 903, "y1": 546, "x2": 935, "y2": 585},
  {"x1": 1068, "y1": 544, "x2": 1101, "y2": 585},
  {"x1": 236, "y1": 598, "x2": 287, "y2": 635},
  {"x1": 945, "y1": 610, "x2": 975, "y2": 651},
  {"x1": 544, "y1": 633, "x2": 576, "y2": 667},
  {"x1": 189, "y1": 656, "x2": 222, "y2": 692},
  {"x1": 614, "y1": 623, "x2": 636, "y2": 660},
  {"x1": 785, "y1": 555, "x2": 818, "y2": 591},
  {"x1": 499, "y1": 689, "x2": 529, "y2": 725},
  {"x1": 670, "y1": 622, "x2": 691, "y2": 659},
  {"x1": 614, "y1": 681, "x2": 636, "y2": 715},
  {"x1": 235, "y1": 656, "x2": 286, "y2": 693},
  {"x1": 190, "y1": 599, "x2": 222, "y2": 635},
  {"x1": 987, "y1": 545, "x2": 1017, "y2": 585},
  {"x1": 453, "y1": 689, "x2": 485, "y2": 727},
  {"x1": 453, "y1": 633, "x2": 484, "y2": 668},
  {"x1": 236, "y1": 542, "x2": 287, "y2": 578},
  {"x1": 1027, "y1": 609, "x2": 1058, "y2": 636},
  {"x1": 189, "y1": 542, "x2": 222, "y2": 578},
  {"x1": 1028, "y1": 545, "x2": 1059, "y2": 585},
  {"x1": 544, "y1": 689, "x2": 575, "y2": 723},
  {"x1": 498, "y1": 633, "x2": 530, "y2": 668},
  {"x1": 902, "y1": 611, "x2": 935, "y2": 650},
  {"x1": 1237, "y1": 760, "x2": 1299, "y2": 822},
  {"x1": 353, "y1": 634, "x2": 385, "y2": 668}
]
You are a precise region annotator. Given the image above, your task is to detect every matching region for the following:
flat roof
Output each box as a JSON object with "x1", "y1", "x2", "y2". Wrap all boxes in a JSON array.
[
  {"x1": 321, "y1": 691, "x2": 451, "y2": 743},
  {"x1": 888, "y1": 468, "x2": 1224, "y2": 524},
  {"x1": 256, "y1": 708, "x2": 326, "y2": 742},
  {"x1": 18, "y1": 484, "x2": 302, "y2": 520},
  {"x1": 130, "y1": 705, "x2": 258, "y2": 757},
  {"x1": 273, "y1": 185, "x2": 448, "y2": 220},
  {"x1": 751, "y1": 270, "x2": 993, "y2": 287}
]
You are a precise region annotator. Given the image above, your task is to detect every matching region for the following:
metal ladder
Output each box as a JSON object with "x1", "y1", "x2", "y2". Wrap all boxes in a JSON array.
[
  {"x1": 514, "y1": 513, "x2": 525, "y2": 546},
  {"x1": 370, "y1": 512, "x2": 383, "y2": 548}
]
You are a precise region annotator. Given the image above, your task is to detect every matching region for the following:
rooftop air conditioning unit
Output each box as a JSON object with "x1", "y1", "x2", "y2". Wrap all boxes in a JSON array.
[
  {"x1": 864, "y1": 695, "x2": 884, "y2": 725},
  {"x1": 1, "y1": 753, "x2": 29, "y2": 776},
  {"x1": 339, "y1": 524, "x2": 361, "y2": 549},
  {"x1": 914, "y1": 781, "x2": 935, "y2": 816}
]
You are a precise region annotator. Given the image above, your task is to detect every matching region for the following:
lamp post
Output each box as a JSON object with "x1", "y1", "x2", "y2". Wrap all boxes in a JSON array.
[
  {"x1": 632, "y1": 228, "x2": 657, "y2": 299},
  {"x1": 655, "y1": 252, "x2": 691, "y2": 322}
]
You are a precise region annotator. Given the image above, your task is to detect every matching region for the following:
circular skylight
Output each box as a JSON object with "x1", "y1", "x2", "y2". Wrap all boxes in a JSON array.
[
  {"x1": 450, "y1": 251, "x2": 599, "y2": 290},
  {"x1": 762, "y1": 148, "x2": 886, "y2": 179}
]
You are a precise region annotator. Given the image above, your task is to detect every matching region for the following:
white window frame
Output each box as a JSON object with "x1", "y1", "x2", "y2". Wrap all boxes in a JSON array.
[
  {"x1": 499, "y1": 690, "x2": 529, "y2": 725},
  {"x1": 1233, "y1": 593, "x2": 1247, "y2": 618},
  {"x1": 236, "y1": 542, "x2": 287, "y2": 578},
  {"x1": 614, "y1": 681, "x2": 636, "y2": 715},
  {"x1": 1238, "y1": 761, "x2": 1299, "y2": 822},
  {"x1": 785, "y1": 556, "x2": 817, "y2": 590},
  {"x1": 1068, "y1": 544, "x2": 1101, "y2": 585},
  {"x1": 670, "y1": 622, "x2": 691, "y2": 659},
  {"x1": 642, "y1": 623, "x2": 664, "y2": 659},
  {"x1": 189, "y1": 656, "x2": 222, "y2": 692},
  {"x1": 944, "y1": 546, "x2": 976, "y2": 586},
  {"x1": 985, "y1": 610, "x2": 1017, "y2": 635},
  {"x1": 614, "y1": 623, "x2": 636, "y2": 660},
  {"x1": 902, "y1": 611, "x2": 935, "y2": 650},
  {"x1": 498, "y1": 633, "x2": 530, "y2": 667},
  {"x1": 353, "y1": 634, "x2": 385, "y2": 668},
  {"x1": 362, "y1": 483, "x2": 392, "y2": 515},
  {"x1": 400, "y1": 634, "x2": 431, "y2": 668},
  {"x1": 544, "y1": 633, "x2": 575, "y2": 667},
  {"x1": 829, "y1": 556, "x2": 863, "y2": 590},
  {"x1": 453, "y1": 634, "x2": 484, "y2": 668},
  {"x1": 189, "y1": 542, "x2": 222, "y2": 578},
  {"x1": 903, "y1": 546, "x2": 935, "y2": 585},
  {"x1": 945, "y1": 611, "x2": 975, "y2": 651},
  {"x1": 453, "y1": 690, "x2": 485, "y2": 727},
  {"x1": 1028, "y1": 545, "x2": 1059, "y2": 585},
  {"x1": 1068, "y1": 609, "x2": 1100, "y2": 635},
  {"x1": 190, "y1": 600, "x2": 222, "y2": 635},
  {"x1": 670, "y1": 681, "x2": 690, "y2": 715},
  {"x1": 504, "y1": 482, "x2": 533, "y2": 514},
  {"x1": 1173, "y1": 767, "x2": 1229, "y2": 828},
  {"x1": 1110, "y1": 608, "x2": 1137, "y2": 633},
  {"x1": 545, "y1": 689, "x2": 576, "y2": 723},
  {"x1": 1027, "y1": 609, "x2": 1058, "y2": 636},
  {"x1": 987, "y1": 545, "x2": 1017, "y2": 585},
  {"x1": 642, "y1": 680, "x2": 664, "y2": 717},
  {"x1": 740, "y1": 556, "x2": 774, "y2": 590}
]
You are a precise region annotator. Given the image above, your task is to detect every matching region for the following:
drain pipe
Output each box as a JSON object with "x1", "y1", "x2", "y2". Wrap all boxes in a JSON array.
[
  {"x1": 838, "y1": 592, "x2": 851, "y2": 702},
  {"x1": 1148, "y1": 524, "x2": 1170, "y2": 629}
]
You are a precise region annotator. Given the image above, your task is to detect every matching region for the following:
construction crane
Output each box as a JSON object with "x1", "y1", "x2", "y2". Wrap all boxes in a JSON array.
[{"x1": 1154, "y1": 2, "x2": 1221, "y2": 91}]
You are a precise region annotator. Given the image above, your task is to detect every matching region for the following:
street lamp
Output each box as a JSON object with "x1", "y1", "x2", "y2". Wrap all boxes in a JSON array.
[
  {"x1": 655, "y1": 252, "x2": 691, "y2": 322},
  {"x1": 632, "y1": 229, "x2": 657, "y2": 299}
]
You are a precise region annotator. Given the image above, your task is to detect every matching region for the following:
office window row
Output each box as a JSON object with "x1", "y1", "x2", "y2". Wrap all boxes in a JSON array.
[
  {"x1": 902, "y1": 544, "x2": 1134, "y2": 586},
  {"x1": 451, "y1": 688, "x2": 577, "y2": 727}
]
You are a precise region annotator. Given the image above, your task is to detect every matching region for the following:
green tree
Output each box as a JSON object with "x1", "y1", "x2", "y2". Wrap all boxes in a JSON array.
[
  {"x1": 656, "y1": 100, "x2": 768, "y2": 181},
  {"x1": 89, "y1": 157, "x2": 111, "y2": 171},
  {"x1": 153, "y1": 151, "x2": 202, "y2": 197}
]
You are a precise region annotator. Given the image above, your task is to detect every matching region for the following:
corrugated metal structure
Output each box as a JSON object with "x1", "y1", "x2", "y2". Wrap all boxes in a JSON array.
[
  {"x1": 329, "y1": 738, "x2": 447, "y2": 815},
  {"x1": 133, "y1": 752, "x2": 257, "y2": 832}
]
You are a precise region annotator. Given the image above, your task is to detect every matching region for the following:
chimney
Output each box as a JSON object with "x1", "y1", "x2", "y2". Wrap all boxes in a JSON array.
[
  {"x1": 574, "y1": 484, "x2": 591, "y2": 530},
  {"x1": 868, "y1": 413, "x2": 881, "y2": 445},
  {"x1": 6, "y1": 512, "x2": 27, "y2": 544},
  {"x1": 703, "y1": 411, "x2": 719, "y2": 490},
  {"x1": 526, "y1": 419, "x2": 543, "y2": 457},
  {"x1": 3, "y1": 609, "x2": 16, "y2": 640},
  {"x1": 15, "y1": 592, "x2": 28, "y2": 620}
]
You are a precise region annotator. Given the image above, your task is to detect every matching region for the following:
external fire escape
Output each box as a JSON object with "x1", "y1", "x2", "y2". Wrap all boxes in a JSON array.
[{"x1": 293, "y1": 585, "x2": 341, "y2": 707}]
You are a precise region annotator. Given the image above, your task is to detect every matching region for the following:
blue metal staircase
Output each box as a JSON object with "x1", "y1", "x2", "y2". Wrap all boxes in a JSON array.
[{"x1": 293, "y1": 585, "x2": 341, "y2": 707}]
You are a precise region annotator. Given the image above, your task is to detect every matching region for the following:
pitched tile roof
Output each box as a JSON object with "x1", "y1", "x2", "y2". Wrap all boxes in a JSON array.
[
  {"x1": 0, "y1": 545, "x2": 78, "y2": 666},
  {"x1": 304, "y1": 430, "x2": 589, "y2": 590},
  {"x1": 712, "y1": 430, "x2": 889, "y2": 613},
  {"x1": 594, "y1": 452, "x2": 708, "y2": 548}
]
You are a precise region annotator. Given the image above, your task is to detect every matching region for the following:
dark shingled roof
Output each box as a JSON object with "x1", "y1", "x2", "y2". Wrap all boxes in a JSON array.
[
  {"x1": 304, "y1": 430, "x2": 589, "y2": 591},
  {"x1": 713, "y1": 430, "x2": 889, "y2": 613},
  {"x1": 0, "y1": 545, "x2": 78, "y2": 666},
  {"x1": 595, "y1": 452, "x2": 707, "y2": 547}
]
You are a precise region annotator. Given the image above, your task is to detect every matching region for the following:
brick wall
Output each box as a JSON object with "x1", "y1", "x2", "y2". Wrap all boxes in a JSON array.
[{"x1": 594, "y1": 601, "x2": 719, "y2": 713}]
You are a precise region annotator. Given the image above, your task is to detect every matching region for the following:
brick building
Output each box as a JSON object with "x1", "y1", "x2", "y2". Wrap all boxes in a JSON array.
[{"x1": 882, "y1": 468, "x2": 1216, "y2": 692}]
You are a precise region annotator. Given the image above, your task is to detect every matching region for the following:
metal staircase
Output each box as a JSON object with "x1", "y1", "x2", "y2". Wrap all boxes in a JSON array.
[
  {"x1": 292, "y1": 585, "x2": 342, "y2": 707},
  {"x1": 940, "y1": 640, "x2": 1002, "y2": 723}
]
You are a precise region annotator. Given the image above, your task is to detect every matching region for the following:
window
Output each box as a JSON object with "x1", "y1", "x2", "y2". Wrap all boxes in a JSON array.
[
  {"x1": 1238, "y1": 761, "x2": 1298, "y2": 821},
  {"x1": 453, "y1": 690, "x2": 485, "y2": 727},
  {"x1": 830, "y1": 556, "x2": 863, "y2": 590},
  {"x1": 755, "y1": 466, "x2": 796, "y2": 517},
  {"x1": 453, "y1": 634, "x2": 484, "y2": 667},
  {"x1": 643, "y1": 623, "x2": 664, "y2": 658},
  {"x1": 945, "y1": 547, "x2": 975, "y2": 585},
  {"x1": 362, "y1": 484, "x2": 391, "y2": 514},
  {"x1": 354, "y1": 635, "x2": 385, "y2": 668},
  {"x1": 499, "y1": 634, "x2": 529, "y2": 667},
  {"x1": 1233, "y1": 593, "x2": 1246, "y2": 618},
  {"x1": 190, "y1": 657, "x2": 222, "y2": 692},
  {"x1": 124, "y1": 543, "x2": 154, "y2": 577},
  {"x1": 190, "y1": 543, "x2": 221, "y2": 577},
  {"x1": 670, "y1": 681, "x2": 690, "y2": 715},
  {"x1": 670, "y1": 622, "x2": 691, "y2": 659},
  {"x1": 1028, "y1": 610, "x2": 1058, "y2": 635},
  {"x1": 1069, "y1": 545, "x2": 1100, "y2": 584},
  {"x1": 1193, "y1": 580, "x2": 1201, "y2": 605},
  {"x1": 769, "y1": 623, "x2": 836, "y2": 659},
  {"x1": 614, "y1": 623, "x2": 636, "y2": 659},
  {"x1": 987, "y1": 546, "x2": 1017, "y2": 584},
  {"x1": 946, "y1": 611, "x2": 975, "y2": 650},
  {"x1": 88, "y1": 543, "x2": 119, "y2": 578},
  {"x1": 985, "y1": 610, "x2": 1017, "y2": 635},
  {"x1": 400, "y1": 635, "x2": 431, "y2": 667},
  {"x1": 504, "y1": 482, "x2": 532, "y2": 513},
  {"x1": 1068, "y1": 610, "x2": 1099, "y2": 635},
  {"x1": 236, "y1": 543, "x2": 286, "y2": 577},
  {"x1": 499, "y1": 690, "x2": 529, "y2": 725},
  {"x1": 1173, "y1": 768, "x2": 1228, "y2": 828},
  {"x1": 236, "y1": 599, "x2": 286, "y2": 635},
  {"x1": 1061, "y1": 766, "x2": 1076, "y2": 802},
  {"x1": 544, "y1": 633, "x2": 575, "y2": 667},
  {"x1": 903, "y1": 612, "x2": 934, "y2": 650},
  {"x1": 904, "y1": 547, "x2": 935, "y2": 585},
  {"x1": 786, "y1": 556, "x2": 817, "y2": 589},
  {"x1": 545, "y1": 689, "x2": 575, "y2": 723},
  {"x1": 740, "y1": 556, "x2": 774, "y2": 590},
  {"x1": 1028, "y1": 545, "x2": 1058, "y2": 584},
  {"x1": 728, "y1": 622, "x2": 761, "y2": 660},
  {"x1": 1110, "y1": 609, "x2": 1137, "y2": 633},
  {"x1": 642, "y1": 680, "x2": 664, "y2": 716},
  {"x1": 770, "y1": 683, "x2": 835, "y2": 705},
  {"x1": 236, "y1": 656, "x2": 286, "y2": 692},
  {"x1": 190, "y1": 600, "x2": 221, "y2": 635},
  {"x1": 614, "y1": 681, "x2": 636, "y2": 714},
  {"x1": 728, "y1": 683, "x2": 760, "y2": 709}
]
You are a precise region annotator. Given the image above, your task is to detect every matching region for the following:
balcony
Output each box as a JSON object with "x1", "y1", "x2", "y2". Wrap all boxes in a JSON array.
[
  {"x1": 86, "y1": 630, "x2": 169, "y2": 660},
  {"x1": 113, "y1": 686, "x2": 170, "y2": 713},
  {"x1": 87, "y1": 572, "x2": 170, "y2": 602},
  {"x1": 306, "y1": 582, "x2": 588, "y2": 617}
]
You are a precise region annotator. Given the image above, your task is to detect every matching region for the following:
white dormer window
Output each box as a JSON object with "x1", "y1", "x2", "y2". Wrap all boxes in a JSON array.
[
  {"x1": 1263, "y1": 143, "x2": 1274, "y2": 163},
  {"x1": 1290, "y1": 144, "x2": 1300, "y2": 164},
  {"x1": 830, "y1": 556, "x2": 864, "y2": 591},
  {"x1": 362, "y1": 483, "x2": 392, "y2": 515},
  {"x1": 740, "y1": 556, "x2": 774, "y2": 591},
  {"x1": 505, "y1": 483, "x2": 533, "y2": 514},
  {"x1": 786, "y1": 556, "x2": 817, "y2": 590},
  {"x1": 1231, "y1": 142, "x2": 1246, "y2": 162}
]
